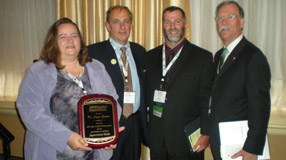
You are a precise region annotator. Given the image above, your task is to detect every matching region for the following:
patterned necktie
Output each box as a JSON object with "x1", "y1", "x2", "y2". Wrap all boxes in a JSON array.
[
  {"x1": 120, "y1": 47, "x2": 133, "y2": 118},
  {"x1": 218, "y1": 48, "x2": 229, "y2": 72}
]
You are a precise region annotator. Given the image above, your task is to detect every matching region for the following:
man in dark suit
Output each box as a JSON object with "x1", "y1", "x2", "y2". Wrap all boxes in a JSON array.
[
  {"x1": 88, "y1": 5, "x2": 148, "y2": 160},
  {"x1": 146, "y1": 6, "x2": 214, "y2": 160},
  {"x1": 209, "y1": 1, "x2": 271, "y2": 160}
]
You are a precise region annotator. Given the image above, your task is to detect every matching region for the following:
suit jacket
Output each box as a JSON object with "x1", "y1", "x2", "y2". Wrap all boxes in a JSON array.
[
  {"x1": 209, "y1": 37, "x2": 271, "y2": 160},
  {"x1": 17, "y1": 60, "x2": 121, "y2": 160},
  {"x1": 87, "y1": 40, "x2": 148, "y2": 145},
  {"x1": 146, "y1": 40, "x2": 214, "y2": 156}
]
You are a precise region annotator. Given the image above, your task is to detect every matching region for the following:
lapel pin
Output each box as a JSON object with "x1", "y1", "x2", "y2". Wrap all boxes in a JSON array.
[
  {"x1": 233, "y1": 57, "x2": 236, "y2": 60},
  {"x1": 111, "y1": 59, "x2": 117, "y2": 65}
]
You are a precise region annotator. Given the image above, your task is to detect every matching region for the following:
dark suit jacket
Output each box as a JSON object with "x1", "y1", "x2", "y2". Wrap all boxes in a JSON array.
[
  {"x1": 146, "y1": 40, "x2": 214, "y2": 156},
  {"x1": 209, "y1": 37, "x2": 271, "y2": 160},
  {"x1": 87, "y1": 40, "x2": 148, "y2": 156}
]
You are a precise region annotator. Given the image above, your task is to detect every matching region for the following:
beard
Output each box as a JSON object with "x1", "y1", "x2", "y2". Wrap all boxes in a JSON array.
[{"x1": 163, "y1": 26, "x2": 185, "y2": 43}]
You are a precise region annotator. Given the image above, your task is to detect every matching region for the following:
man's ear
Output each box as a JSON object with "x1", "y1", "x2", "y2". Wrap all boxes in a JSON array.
[
  {"x1": 240, "y1": 18, "x2": 245, "y2": 29},
  {"x1": 105, "y1": 21, "x2": 110, "y2": 32}
]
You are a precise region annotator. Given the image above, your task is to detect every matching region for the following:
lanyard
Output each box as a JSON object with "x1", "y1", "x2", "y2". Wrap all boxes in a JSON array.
[
  {"x1": 109, "y1": 39, "x2": 131, "y2": 81},
  {"x1": 161, "y1": 44, "x2": 183, "y2": 81},
  {"x1": 62, "y1": 70, "x2": 88, "y2": 95}
]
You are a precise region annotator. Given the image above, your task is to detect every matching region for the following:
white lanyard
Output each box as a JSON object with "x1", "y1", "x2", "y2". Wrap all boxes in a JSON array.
[
  {"x1": 109, "y1": 39, "x2": 131, "y2": 80},
  {"x1": 63, "y1": 70, "x2": 87, "y2": 95},
  {"x1": 162, "y1": 44, "x2": 183, "y2": 80}
]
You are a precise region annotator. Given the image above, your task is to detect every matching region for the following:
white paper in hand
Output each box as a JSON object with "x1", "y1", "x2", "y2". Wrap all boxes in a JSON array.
[{"x1": 219, "y1": 120, "x2": 270, "y2": 160}]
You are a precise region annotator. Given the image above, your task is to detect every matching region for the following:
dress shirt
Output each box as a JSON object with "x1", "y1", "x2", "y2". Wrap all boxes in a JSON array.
[
  {"x1": 110, "y1": 38, "x2": 140, "y2": 113},
  {"x1": 224, "y1": 34, "x2": 243, "y2": 61},
  {"x1": 165, "y1": 38, "x2": 186, "y2": 64}
]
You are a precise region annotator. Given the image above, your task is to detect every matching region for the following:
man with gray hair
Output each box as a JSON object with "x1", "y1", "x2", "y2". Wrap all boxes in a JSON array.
[{"x1": 209, "y1": 1, "x2": 271, "y2": 160}]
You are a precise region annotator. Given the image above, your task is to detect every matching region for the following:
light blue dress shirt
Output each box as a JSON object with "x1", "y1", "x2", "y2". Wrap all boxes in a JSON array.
[{"x1": 110, "y1": 38, "x2": 141, "y2": 113}]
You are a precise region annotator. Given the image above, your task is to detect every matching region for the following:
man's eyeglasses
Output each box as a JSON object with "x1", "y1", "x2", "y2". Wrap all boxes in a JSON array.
[{"x1": 215, "y1": 14, "x2": 236, "y2": 22}]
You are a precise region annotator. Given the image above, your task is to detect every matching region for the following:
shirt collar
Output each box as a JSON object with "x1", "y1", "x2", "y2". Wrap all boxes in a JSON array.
[
  {"x1": 110, "y1": 38, "x2": 129, "y2": 53},
  {"x1": 165, "y1": 38, "x2": 186, "y2": 54},
  {"x1": 225, "y1": 34, "x2": 243, "y2": 53}
]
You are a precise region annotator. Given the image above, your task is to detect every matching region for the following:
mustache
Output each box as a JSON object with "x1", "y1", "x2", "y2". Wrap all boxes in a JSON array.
[
  {"x1": 167, "y1": 29, "x2": 178, "y2": 33},
  {"x1": 219, "y1": 25, "x2": 231, "y2": 32}
]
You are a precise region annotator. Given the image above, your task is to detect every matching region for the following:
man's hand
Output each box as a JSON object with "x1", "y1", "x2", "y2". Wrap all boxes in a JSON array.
[
  {"x1": 193, "y1": 135, "x2": 210, "y2": 152},
  {"x1": 231, "y1": 149, "x2": 258, "y2": 160},
  {"x1": 101, "y1": 126, "x2": 125, "y2": 150},
  {"x1": 67, "y1": 132, "x2": 92, "y2": 151}
]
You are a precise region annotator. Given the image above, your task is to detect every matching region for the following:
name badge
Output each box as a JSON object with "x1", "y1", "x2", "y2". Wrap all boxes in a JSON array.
[
  {"x1": 153, "y1": 90, "x2": 166, "y2": 118},
  {"x1": 124, "y1": 92, "x2": 135, "y2": 104},
  {"x1": 154, "y1": 90, "x2": 166, "y2": 103}
]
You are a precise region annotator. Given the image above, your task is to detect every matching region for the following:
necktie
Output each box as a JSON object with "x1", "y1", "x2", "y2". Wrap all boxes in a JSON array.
[
  {"x1": 167, "y1": 50, "x2": 175, "y2": 65},
  {"x1": 218, "y1": 48, "x2": 229, "y2": 72},
  {"x1": 120, "y1": 47, "x2": 133, "y2": 118}
]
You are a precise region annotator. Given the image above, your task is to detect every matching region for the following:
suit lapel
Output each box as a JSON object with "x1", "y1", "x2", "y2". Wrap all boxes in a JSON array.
[
  {"x1": 149, "y1": 45, "x2": 164, "y2": 86},
  {"x1": 103, "y1": 41, "x2": 124, "y2": 84},
  {"x1": 130, "y1": 43, "x2": 143, "y2": 80},
  {"x1": 215, "y1": 37, "x2": 247, "y2": 79},
  {"x1": 165, "y1": 41, "x2": 193, "y2": 89}
]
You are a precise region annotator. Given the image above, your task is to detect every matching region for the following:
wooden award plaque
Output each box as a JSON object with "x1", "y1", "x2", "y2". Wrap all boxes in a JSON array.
[{"x1": 78, "y1": 94, "x2": 118, "y2": 148}]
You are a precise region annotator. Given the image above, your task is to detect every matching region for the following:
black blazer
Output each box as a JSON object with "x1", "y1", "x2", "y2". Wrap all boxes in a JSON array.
[
  {"x1": 209, "y1": 37, "x2": 271, "y2": 160},
  {"x1": 146, "y1": 40, "x2": 214, "y2": 156},
  {"x1": 87, "y1": 40, "x2": 148, "y2": 146}
]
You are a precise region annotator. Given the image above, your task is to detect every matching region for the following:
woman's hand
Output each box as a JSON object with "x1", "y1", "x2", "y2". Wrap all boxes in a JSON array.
[
  {"x1": 67, "y1": 132, "x2": 92, "y2": 151},
  {"x1": 68, "y1": 127, "x2": 125, "y2": 151}
]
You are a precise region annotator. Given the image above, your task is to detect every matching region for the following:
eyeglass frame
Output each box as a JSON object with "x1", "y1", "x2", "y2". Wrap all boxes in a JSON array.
[{"x1": 215, "y1": 14, "x2": 237, "y2": 22}]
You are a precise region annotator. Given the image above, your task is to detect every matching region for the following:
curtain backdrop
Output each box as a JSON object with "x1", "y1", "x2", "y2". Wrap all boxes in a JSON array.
[
  {"x1": 55, "y1": 0, "x2": 191, "y2": 51},
  {"x1": 0, "y1": 0, "x2": 55, "y2": 100}
]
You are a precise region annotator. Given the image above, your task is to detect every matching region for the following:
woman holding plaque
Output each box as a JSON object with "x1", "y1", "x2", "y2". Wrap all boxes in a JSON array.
[{"x1": 17, "y1": 18, "x2": 122, "y2": 160}]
